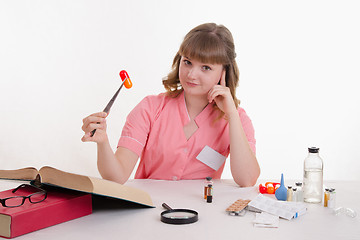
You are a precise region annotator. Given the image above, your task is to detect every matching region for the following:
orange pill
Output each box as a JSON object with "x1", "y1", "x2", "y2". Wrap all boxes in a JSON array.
[{"x1": 119, "y1": 70, "x2": 133, "y2": 89}]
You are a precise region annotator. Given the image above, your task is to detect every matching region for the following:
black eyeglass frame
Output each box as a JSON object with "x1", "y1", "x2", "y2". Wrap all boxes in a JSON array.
[{"x1": 0, "y1": 184, "x2": 47, "y2": 208}]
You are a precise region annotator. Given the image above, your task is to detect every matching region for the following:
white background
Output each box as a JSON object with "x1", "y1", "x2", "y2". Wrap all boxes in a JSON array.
[{"x1": 1, "y1": 0, "x2": 359, "y2": 181}]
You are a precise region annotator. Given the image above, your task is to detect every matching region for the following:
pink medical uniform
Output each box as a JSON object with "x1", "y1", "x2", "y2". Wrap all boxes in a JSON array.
[{"x1": 117, "y1": 91, "x2": 256, "y2": 180}]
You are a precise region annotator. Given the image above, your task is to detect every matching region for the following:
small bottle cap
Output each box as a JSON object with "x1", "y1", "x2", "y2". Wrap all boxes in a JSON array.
[
  {"x1": 293, "y1": 188, "x2": 297, "y2": 191},
  {"x1": 295, "y1": 182, "x2": 302, "y2": 187},
  {"x1": 288, "y1": 186, "x2": 292, "y2": 189},
  {"x1": 206, "y1": 177, "x2": 212, "y2": 181},
  {"x1": 308, "y1": 147, "x2": 320, "y2": 153}
]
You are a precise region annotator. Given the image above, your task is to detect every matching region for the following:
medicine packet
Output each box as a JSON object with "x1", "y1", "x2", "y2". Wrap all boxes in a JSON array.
[{"x1": 248, "y1": 194, "x2": 307, "y2": 220}]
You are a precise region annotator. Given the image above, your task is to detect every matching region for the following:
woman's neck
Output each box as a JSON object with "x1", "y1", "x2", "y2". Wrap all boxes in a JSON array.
[{"x1": 184, "y1": 93, "x2": 209, "y2": 120}]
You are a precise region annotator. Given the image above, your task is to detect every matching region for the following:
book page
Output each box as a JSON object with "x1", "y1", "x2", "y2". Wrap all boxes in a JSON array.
[
  {"x1": 39, "y1": 166, "x2": 93, "y2": 192},
  {"x1": 39, "y1": 166, "x2": 154, "y2": 207},
  {"x1": 0, "y1": 167, "x2": 39, "y2": 181},
  {"x1": 0, "y1": 214, "x2": 11, "y2": 238},
  {"x1": 90, "y1": 177, "x2": 154, "y2": 207}
]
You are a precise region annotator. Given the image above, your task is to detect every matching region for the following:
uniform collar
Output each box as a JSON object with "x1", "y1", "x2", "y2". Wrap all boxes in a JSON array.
[{"x1": 177, "y1": 91, "x2": 215, "y2": 126}]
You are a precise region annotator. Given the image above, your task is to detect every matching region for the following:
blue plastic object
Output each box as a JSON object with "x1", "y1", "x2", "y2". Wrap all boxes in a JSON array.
[{"x1": 275, "y1": 173, "x2": 287, "y2": 201}]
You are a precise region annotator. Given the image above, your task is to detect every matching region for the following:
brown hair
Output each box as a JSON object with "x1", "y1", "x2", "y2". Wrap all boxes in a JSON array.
[{"x1": 163, "y1": 23, "x2": 240, "y2": 118}]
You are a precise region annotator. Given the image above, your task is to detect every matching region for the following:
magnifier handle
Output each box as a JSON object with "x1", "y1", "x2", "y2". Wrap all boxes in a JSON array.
[{"x1": 162, "y1": 203, "x2": 173, "y2": 211}]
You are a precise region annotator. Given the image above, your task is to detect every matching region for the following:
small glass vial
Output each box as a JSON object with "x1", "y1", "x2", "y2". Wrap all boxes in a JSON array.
[
  {"x1": 287, "y1": 186, "x2": 293, "y2": 201},
  {"x1": 303, "y1": 147, "x2": 324, "y2": 203},
  {"x1": 204, "y1": 177, "x2": 213, "y2": 199},
  {"x1": 324, "y1": 188, "x2": 330, "y2": 207},
  {"x1": 292, "y1": 188, "x2": 297, "y2": 202},
  {"x1": 206, "y1": 184, "x2": 213, "y2": 203},
  {"x1": 295, "y1": 182, "x2": 304, "y2": 202},
  {"x1": 327, "y1": 188, "x2": 336, "y2": 209}
]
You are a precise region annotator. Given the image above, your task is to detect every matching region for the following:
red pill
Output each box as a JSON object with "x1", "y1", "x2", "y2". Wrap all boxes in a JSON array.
[{"x1": 119, "y1": 70, "x2": 133, "y2": 89}]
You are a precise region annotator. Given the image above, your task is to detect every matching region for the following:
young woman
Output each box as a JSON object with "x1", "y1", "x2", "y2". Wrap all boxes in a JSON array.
[{"x1": 81, "y1": 23, "x2": 260, "y2": 187}]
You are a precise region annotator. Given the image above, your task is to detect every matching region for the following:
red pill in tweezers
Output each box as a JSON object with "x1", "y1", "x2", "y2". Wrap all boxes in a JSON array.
[
  {"x1": 90, "y1": 70, "x2": 133, "y2": 137},
  {"x1": 119, "y1": 70, "x2": 132, "y2": 89}
]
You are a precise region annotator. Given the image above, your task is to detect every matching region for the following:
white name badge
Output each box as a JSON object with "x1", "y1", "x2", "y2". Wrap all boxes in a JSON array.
[{"x1": 196, "y1": 145, "x2": 226, "y2": 171}]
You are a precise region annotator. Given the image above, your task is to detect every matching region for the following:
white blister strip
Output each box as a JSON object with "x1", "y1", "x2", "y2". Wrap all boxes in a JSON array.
[{"x1": 248, "y1": 194, "x2": 307, "y2": 220}]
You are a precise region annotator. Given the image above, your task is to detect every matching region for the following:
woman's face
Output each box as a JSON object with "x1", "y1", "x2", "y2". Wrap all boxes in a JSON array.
[{"x1": 179, "y1": 56, "x2": 223, "y2": 99}]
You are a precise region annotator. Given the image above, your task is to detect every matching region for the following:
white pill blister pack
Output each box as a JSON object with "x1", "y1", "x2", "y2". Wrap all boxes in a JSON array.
[{"x1": 248, "y1": 194, "x2": 307, "y2": 220}]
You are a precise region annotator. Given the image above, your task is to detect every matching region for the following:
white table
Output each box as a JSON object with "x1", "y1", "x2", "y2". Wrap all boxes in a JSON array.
[{"x1": 1, "y1": 179, "x2": 359, "y2": 240}]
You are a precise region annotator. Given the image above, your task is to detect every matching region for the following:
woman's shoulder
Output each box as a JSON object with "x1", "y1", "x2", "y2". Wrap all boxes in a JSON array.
[
  {"x1": 134, "y1": 92, "x2": 177, "y2": 115},
  {"x1": 237, "y1": 106, "x2": 250, "y2": 117},
  {"x1": 139, "y1": 92, "x2": 173, "y2": 106},
  {"x1": 237, "y1": 107, "x2": 254, "y2": 127},
  {"x1": 237, "y1": 106, "x2": 256, "y2": 153},
  {"x1": 142, "y1": 92, "x2": 167, "y2": 100}
]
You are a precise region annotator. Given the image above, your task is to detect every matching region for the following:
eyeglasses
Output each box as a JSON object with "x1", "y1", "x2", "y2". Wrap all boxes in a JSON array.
[{"x1": 0, "y1": 184, "x2": 47, "y2": 208}]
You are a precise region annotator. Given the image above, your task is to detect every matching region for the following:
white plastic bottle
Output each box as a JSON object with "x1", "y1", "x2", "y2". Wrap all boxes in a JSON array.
[{"x1": 303, "y1": 147, "x2": 323, "y2": 203}]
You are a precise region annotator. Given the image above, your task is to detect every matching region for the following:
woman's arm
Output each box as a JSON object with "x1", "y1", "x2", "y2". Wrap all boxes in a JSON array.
[
  {"x1": 208, "y1": 71, "x2": 260, "y2": 187},
  {"x1": 97, "y1": 143, "x2": 138, "y2": 184},
  {"x1": 227, "y1": 111, "x2": 260, "y2": 187},
  {"x1": 82, "y1": 112, "x2": 138, "y2": 184}
]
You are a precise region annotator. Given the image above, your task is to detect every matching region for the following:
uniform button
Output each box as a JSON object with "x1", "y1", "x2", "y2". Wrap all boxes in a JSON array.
[{"x1": 172, "y1": 176, "x2": 178, "y2": 181}]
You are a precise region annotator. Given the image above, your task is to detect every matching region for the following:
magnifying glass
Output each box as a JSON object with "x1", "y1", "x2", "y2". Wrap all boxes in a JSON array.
[{"x1": 160, "y1": 203, "x2": 198, "y2": 225}]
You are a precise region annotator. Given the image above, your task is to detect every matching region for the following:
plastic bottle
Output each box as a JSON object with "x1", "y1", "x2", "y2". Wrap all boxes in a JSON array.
[{"x1": 303, "y1": 147, "x2": 323, "y2": 203}]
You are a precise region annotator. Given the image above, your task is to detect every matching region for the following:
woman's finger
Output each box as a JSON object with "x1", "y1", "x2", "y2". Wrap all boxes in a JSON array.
[
  {"x1": 220, "y1": 69, "x2": 226, "y2": 86},
  {"x1": 208, "y1": 85, "x2": 226, "y2": 103}
]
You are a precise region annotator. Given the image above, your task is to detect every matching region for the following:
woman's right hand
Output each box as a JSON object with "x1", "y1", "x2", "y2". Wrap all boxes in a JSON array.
[{"x1": 81, "y1": 112, "x2": 108, "y2": 143}]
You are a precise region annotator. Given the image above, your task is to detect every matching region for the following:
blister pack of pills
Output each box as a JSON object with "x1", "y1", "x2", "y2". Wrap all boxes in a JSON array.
[{"x1": 226, "y1": 199, "x2": 251, "y2": 216}]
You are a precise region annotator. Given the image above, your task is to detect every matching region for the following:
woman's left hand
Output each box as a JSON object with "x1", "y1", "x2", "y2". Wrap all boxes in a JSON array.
[{"x1": 207, "y1": 70, "x2": 237, "y2": 117}]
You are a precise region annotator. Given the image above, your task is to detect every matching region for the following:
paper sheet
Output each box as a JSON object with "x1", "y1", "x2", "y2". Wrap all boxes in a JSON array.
[{"x1": 253, "y1": 212, "x2": 279, "y2": 228}]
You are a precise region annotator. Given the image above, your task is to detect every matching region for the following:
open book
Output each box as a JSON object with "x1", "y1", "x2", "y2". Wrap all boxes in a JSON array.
[{"x1": 0, "y1": 166, "x2": 154, "y2": 208}]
